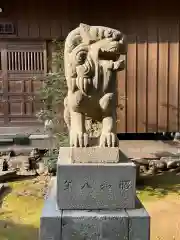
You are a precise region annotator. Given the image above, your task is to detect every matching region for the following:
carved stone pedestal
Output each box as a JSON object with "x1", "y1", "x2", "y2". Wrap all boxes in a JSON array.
[{"x1": 39, "y1": 147, "x2": 150, "y2": 240}]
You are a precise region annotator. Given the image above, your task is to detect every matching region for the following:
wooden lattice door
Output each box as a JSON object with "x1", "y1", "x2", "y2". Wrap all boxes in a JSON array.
[{"x1": 0, "y1": 41, "x2": 47, "y2": 125}]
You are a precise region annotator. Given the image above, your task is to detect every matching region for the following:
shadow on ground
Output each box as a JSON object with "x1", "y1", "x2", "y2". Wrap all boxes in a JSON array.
[
  {"x1": 117, "y1": 133, "x2": 174, "y2": 141},
  {"x1": 137, "y1": 171, "x2": 180, "y2": 199},
  {"x1": 0, "y1": 220, "x2": 38, "y2": 240},
  {"x1": 3, "y1": 175, "x2": 37, "y2": 183}
]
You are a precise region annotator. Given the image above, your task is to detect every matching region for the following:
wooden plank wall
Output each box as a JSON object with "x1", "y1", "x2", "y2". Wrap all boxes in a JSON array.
[
  {"x1": 117, "y1": 18, "x2": 180, "y2": 133},
  {"x1": 9, "y1": 20, "x2": 66, "y2": 40},
  {"x1": 12, "y1": 18, "x2": 180, "y2": 133}
]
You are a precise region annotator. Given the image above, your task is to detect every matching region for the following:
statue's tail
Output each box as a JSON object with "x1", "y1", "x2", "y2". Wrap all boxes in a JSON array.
[{"x1": 63, "y1": 96, "x2": 70, "y2": 131}]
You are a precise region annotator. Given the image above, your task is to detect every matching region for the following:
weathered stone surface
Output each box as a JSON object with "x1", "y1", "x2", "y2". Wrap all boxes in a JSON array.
[
  {"x1": 62, "y1": 209, "x2": 128, "y2": 240},
  {"x1": 160, "y1": 156, "x2": 180, "y2": 169},
  {"x1": 63, "y1": 23, "x2": 127, "y2": 147},
  {"x1": 57, "y1": 148, "x2": 136, "y2": 210},
  {"x1": 131, "y1": 158, "x2": 150, "y2": 166},
  {"x1": 39, "y1": 178, "x2": 62, "y2": 240},
  {"x1": 127, "y1": 197, "x2": 150, "y2": 240},
  {"x1": 59, "y1": 146, "x2": 122, "y2": 163}
]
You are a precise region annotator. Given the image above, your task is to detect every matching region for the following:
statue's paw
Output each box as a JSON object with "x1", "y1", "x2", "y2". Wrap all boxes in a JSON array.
[
  {"x1": 113, "y1": 59, "x2": 125, "y2": 71},
  {"x1": 99, "y1": 132, "x2": 118, "y2": 147},
  {"x1": 70, "y1": 131, "x2": 89, "y2": 147}
]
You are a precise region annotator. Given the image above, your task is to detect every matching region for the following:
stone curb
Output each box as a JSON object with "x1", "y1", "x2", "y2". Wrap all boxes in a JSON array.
[{"x1": 0, "y1": 134, "x2": 54, "y2": 149}]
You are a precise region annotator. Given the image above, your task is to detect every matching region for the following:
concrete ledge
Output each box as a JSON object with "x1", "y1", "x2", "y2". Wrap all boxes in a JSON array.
[
  {"x1": 29, "y1": 134, "x2": 56, "y2": 149},
  {"x1": 127, "y1": 197, "x2": 150, "y2": 240},
  {"x1": 0, "y1": 134, "x2": 57, "y2": 149},
  {"x1": 0, "y1": 138, "x2": 14, "y2": 145},
  {"x1": 29, "y1": 134, "x2": 50, "y2": 140},
  {"x1": 0, "y1": 134, "x2": 17, "y2": 139},
  {"x1": 39, "y1": 178, "x2": 62, "y2": 240}
]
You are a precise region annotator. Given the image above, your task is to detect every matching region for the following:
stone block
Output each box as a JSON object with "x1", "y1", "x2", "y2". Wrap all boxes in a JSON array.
[
  {"x1": 127, "y1": 197, "x2": 150, "y2": 240},
  {"x1": 59, "y1": 147, "x2": 129, "y2": 164},
  {"x1": 62, "y1": 209, "x2": 128, "y2": 240},
  {"x1": 39, "y1": 178, "x2": 62, "y2": 240},
  {"x1": 64, "y1": 147, "x2": 120, "y2": 163},
  {"x1": 57, "y1": 147, "x2": 136, "y2": 210}
]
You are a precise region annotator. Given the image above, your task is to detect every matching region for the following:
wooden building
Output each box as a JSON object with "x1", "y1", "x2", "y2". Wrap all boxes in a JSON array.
[{"x1": 0, "y1": 0, "x2": 180, "y2": 133}]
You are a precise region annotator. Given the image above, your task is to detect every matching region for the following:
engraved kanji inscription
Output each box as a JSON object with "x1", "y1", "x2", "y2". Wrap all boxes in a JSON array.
[
  {"x1": 100, "y1": 183, "x2": 112, "y2": 190},
  {"x1": 81, "y1": 181, "x2": 92, "y2": 189},
  {"x1": 64, "y1": 180, "x2": 72, "y2": 190},
  {"x1": 118, "y1": 180, "x2": 131, "y2": 190}
]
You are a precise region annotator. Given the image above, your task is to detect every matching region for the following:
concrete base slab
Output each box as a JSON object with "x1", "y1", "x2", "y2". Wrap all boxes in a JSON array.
[
  {"x1": 39, "y1": 178, "x2": 150, "y2": 240},
  {"x1": 57, "y1": 147, "x2": 136, "y2": 210},
  {"x1": 127, "y1": 198, "x2": 150, "y2": 240}
]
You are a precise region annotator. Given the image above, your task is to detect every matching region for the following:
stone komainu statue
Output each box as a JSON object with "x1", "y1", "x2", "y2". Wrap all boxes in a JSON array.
[{"x1": 63, "y1": 23, "x2": 127, "y2": 147}]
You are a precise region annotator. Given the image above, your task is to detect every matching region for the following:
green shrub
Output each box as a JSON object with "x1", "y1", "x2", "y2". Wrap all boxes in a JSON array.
[
  {"x1": 43, "y1": 149, "x2": 58, "y2": 175},
  {"x1": 36, "y1": 40, "x2": 68, "y2": 145},
  {"x1": 13, "y1": 135, "x2": 30, "y2": 145}
]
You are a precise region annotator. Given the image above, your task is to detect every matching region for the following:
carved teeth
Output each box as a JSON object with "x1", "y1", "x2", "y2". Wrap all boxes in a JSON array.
[{"x1": 101, "y1": 48, "x2": 118, "y2": 53}]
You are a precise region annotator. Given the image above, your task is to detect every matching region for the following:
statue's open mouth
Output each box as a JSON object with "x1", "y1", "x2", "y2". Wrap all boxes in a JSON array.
[{"x1": 99, "y1": 47, "x2": 120, "y2": 61}]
